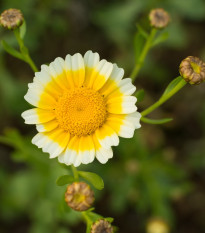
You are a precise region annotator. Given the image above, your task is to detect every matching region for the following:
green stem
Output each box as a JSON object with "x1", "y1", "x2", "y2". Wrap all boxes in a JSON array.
[
  {"x1": 82, "y1": 211, "x2": 92, "y2": 224},
  {"x1": 141, "y1": 79, "x2": 187, "y2": 117},
  {"x1": 71, "y1": 165, "x2": 79, "y2": 181},
  {"x1": 14, "y1": 29, "x2": 38, "y2": 72},
  {"x1": 131, "y1": 28, "x2": 157, "y2": 80},
  {"x1": 0, "y1": 136, "x2": 15, "y2": 147}
]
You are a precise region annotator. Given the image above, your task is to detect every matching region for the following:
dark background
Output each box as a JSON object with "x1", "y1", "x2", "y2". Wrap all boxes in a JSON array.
[{"x1": 0, "y1": 0, "x2": 205, "y2": 233}]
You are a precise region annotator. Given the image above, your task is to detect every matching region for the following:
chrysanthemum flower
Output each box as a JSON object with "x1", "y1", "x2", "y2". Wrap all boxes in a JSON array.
[{"x1": 22, "y1": 51, "x2": 141, "y2": 166}]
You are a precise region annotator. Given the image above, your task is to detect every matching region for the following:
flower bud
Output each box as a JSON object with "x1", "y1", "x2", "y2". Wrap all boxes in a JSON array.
[
  {"x1": 146, "y1": 218, "x2": 169, "y2": 233},
  {"x1": 149, "y1": 8, "x2": 170, "y2": 29},
  {"x1": 179, "y1": 56, "x2": 205, "y2": 85},
  {"x1": 91, "y1": 219, "x2": 113, "y2": 233},
  {"x1": 0, "y1": 8, "x2": 24, "y2": 30},
  {"x1": 65, "y1": 182, "x2": 94, "y2": 211}
]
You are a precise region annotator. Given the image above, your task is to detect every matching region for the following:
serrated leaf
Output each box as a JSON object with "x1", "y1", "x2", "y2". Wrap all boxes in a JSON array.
[
  {"x1": 162, "y1": 76, "x2": 183, "y2": 97},
  {"x1": 136, "y1": 24, "x2": 148, "y2": 38},
  {"x1": 152, "y1": 31, "x2": 169, "y2": 46},
  {"x1": 20, "y1": 21, "x2": 26, "y2": 39},
  {"x1": 1, "y1": 40, "x2": 25, "y2": 61},
  {"x1": 56, "y1": 175, "x2": 74, "y2": 186},
  {"x1": 141, "y1": 117, "x2": 173, "y2": 125},
  {"x1": 134, "y1": 32, "x2": 146, "y2": 62},
  {"x1": 78, "y1": 171, "x2": 104, "y2": 190},
  {"x1": 135, "y1": 89, "x2": 145, "y2": 102}
]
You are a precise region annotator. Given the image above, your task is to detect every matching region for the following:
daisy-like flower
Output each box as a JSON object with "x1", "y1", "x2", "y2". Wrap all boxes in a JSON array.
[{"x1": 22, "y1": 51, "x2": 141, "y2": 166}]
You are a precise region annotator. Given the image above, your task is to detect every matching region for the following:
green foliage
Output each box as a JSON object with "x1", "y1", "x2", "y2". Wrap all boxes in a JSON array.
[
  {"x1": 1, "y1": 40, "x2": 25, "y2": 61},
  {"x1": 0, "y1": 0, "x2": 205, "y2": 232},
  {"x1": 56, "y1": 175, "x2": 74, "y2": 186},
  {"x1": 0, "y1": 129, "x2": 81, "y2": 233},
  {"x1": 162, "y1": 76, "x2": 184, "y2": 97},
  {"x1": 135, "y1": 89, "x2": 145, "y2": 102},
  {"x1": 141, "y1": 117, "x2": 173, "y2": 124},
  {"x1": 78, "y1": 171, "x2": 104, "y2": 190}
]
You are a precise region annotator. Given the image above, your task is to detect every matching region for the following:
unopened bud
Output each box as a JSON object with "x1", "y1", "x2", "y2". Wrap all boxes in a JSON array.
[
  {"x1": 146, "y1": 218, "x2": 169, "y2": 233},
  {"x1": 179, "y1": 56, "x2": 205, "y2": 85},
  {"x1": 0, "y1": 8, "x2": 24, "y2": 30},
  {"x1": 91, "y1": 219, "x2": 113, "y2": 233},
  {"x1": 149, "y1": 8, "x2": 170, "y2": 29},
  {"x1": 65, "y1": 182, "x2": 94, "y2": 211}
]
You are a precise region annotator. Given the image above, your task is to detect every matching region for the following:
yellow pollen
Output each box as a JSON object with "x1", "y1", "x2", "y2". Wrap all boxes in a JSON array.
[{"x1": 55, "y1": 87, "x2": 107, "y2": 136}]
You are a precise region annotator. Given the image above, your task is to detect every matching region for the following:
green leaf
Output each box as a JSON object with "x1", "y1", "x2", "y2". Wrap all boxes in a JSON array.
[
  {"x1": 162, "y1": 76, "x2": 183, "y2": 97},
  {"x1": 152, "y1": 31, "x2": 169, "y2": 46},
  {"x1": 20, "y1": 21, "x2": 26, "y2": 39},
  {"x1": 1, "y1": 40, "x2": 25, "y2": 61},
  {"x1": 136, "y1": 24, "x2": 148, "y2": 38},
  {"x1": 134, "y1": 32, "x2": 146, "y2": 62},
  {"x1": 141, "y1": 117, "x2": 173, "y2": 125},
  {"x1": 85, "y1": 211, "x2": 102, "y2": 222},
  {"x1": 135, "y1": 89, "x2": 145, "y2": 102},
  {"x1": 56, "y1": 175, "x2": 74, "y2": 186},
  {"x1": 78, "y1": 171, "x2": 104, "y2": 190},
  {"x1": 105, "y1": 217, "x2": 114, "y2": 223}
]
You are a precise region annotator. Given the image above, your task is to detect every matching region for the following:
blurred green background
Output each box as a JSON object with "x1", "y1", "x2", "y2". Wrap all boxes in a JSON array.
[{"x1": 0, "y1": 0, "x2": 205, "y2": 233}]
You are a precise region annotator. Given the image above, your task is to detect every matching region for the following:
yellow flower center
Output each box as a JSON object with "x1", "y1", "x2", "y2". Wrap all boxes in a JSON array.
[{"x1": 55, "y1": 87, "x2": 107, "y2": 136}]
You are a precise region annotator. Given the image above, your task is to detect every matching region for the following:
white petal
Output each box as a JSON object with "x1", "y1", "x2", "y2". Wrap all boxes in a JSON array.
[
  {"x1": 35, "y1": 68, "x2": 52, "y2": 86},
  {"x1": 32, "y1": 133, "x2": 48, "y2": 148},
  {"x1": 92, "y1": 59, "x2": 113, "y2": 90},
  {"x1": 58, "y1": 153, "x2": 65, "y2": 163},
  {"x1": 84, "y1": 50, "x2": 100, "y2": 68},
  {"x1": 21, "y1": 109, "x2": 39, "y2": 124},
  {"x1": 107, "y1": 96, "x2": 137, "y2": 114},
  {"x1": 117, "y1": 78, "x2": 136, "y2": 96},
  {"x1": 71, "y1": 53, "x2": 84, "y2": 71},
  {"x1": 96, "y1": 147, "x2": 113, "y2": 164},
  {"x1": 109, "y1": 64, "x2": 124, "y2": 82},
  {"x1": 24, "y1": 88, "x2": 40, "y2": 106},
  {"x1": 49, "y1": 57, "x2": 65, "y2": 77},
  {"x1": 96, "y1": 125, "x2": 119, "y2": 149},
  {"x1": 126, "y1": 112, "x2": 141, "y2": 129},
  {"x1": 71, "y1": 53, "x2": 85, "y2": 86},
  {"x1": 36, "y1": 120, "x2": 58, "y2": 132},
  {"x1": 32, "y1": 130, "x2": 70, "y2": 158}
]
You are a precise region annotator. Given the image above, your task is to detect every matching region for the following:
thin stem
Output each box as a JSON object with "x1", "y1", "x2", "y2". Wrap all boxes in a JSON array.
[
  {"x1": 141, "y1": 79, "x2": 187, "y2": 117},
  {"x1": 14, "y1": 29, "x2": 38, "y2": 72},
  {"x1": 131, "y1": 28, "x2": 157, "y2": 80},
  {"x1": 71, "y1": 165, "x2": 79, "y2": 181},
  {"x1": 81, "y1": 211, "x2": 92, "y2": 224}
]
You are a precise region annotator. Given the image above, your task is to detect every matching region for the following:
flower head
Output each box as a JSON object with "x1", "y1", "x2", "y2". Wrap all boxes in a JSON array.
[
  {"x1": 179, "y1": 56, "x2": 205, "y2": 85},
  {"x1": 0, "y1": 8, "x2": 24, "y2": 30},
  {"x1": 91, "y1": 219, "x2": 113, "y2": 233},
  {"x1": 146, "y1": 218, "x2": 169, "y2": 233},
  {"x1": 65, "y1": 182, "x2": 94, "y2": 211},
  {"x1": 149, "y1": 8, "x2": 170, "y2": 29},
  {"x1": 22, "y1": 51, "x2": 141, "y2": 166}
]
